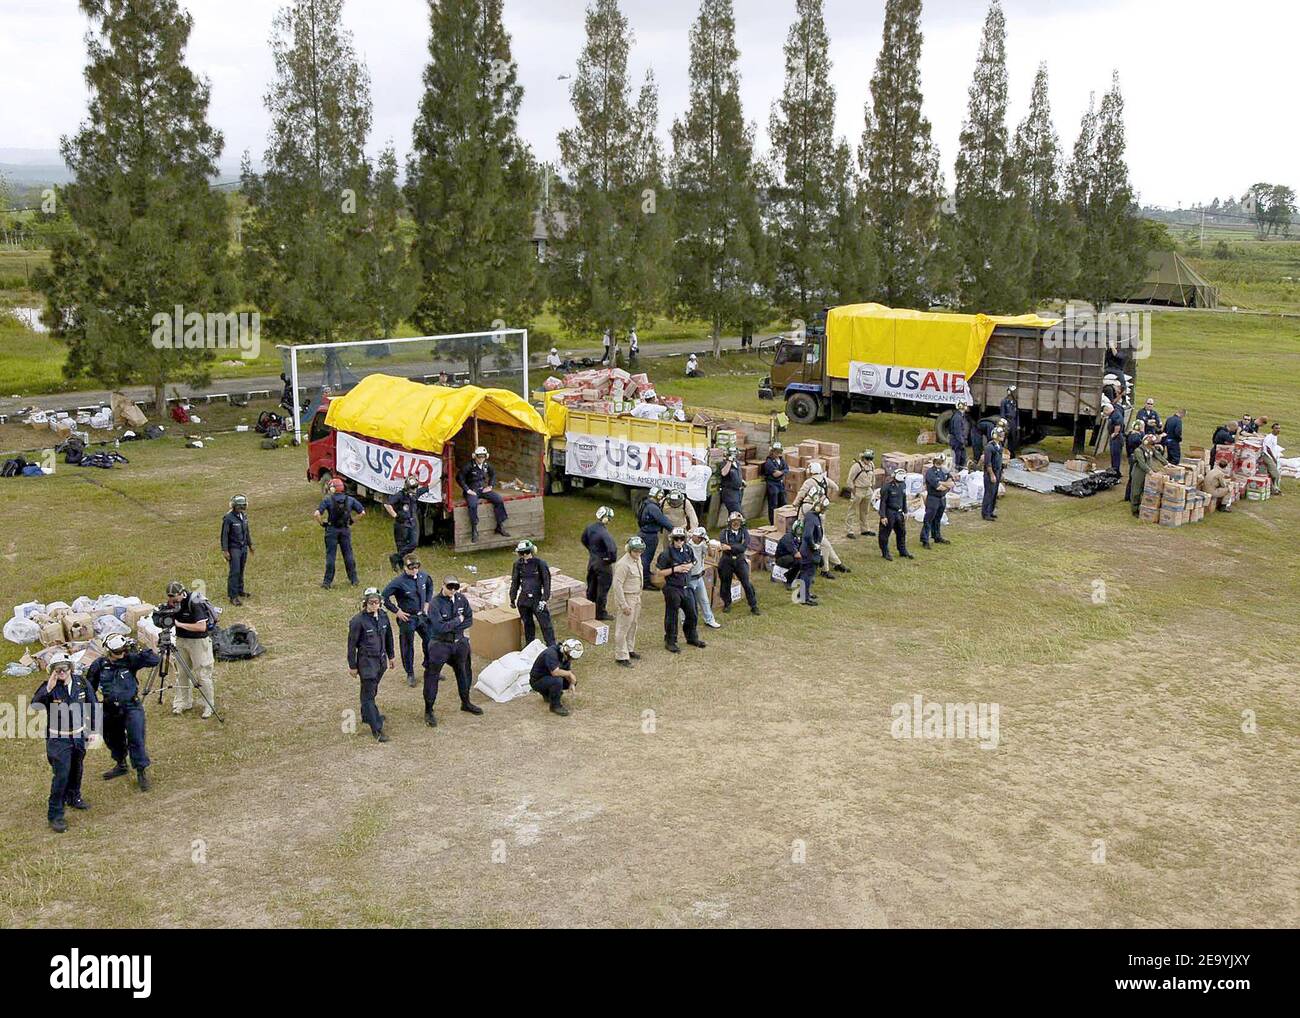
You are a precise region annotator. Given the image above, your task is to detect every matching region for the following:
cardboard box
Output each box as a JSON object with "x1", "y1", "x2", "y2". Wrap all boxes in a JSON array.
[
  {"x1": 817, "y1": 441, "x2": 840, "y2": 458},
  {"x1": 799, "y1": 440, "x2": 820, "y2": 460},
  {"x1": 773, "y1": 506, "x2": 798, "y2": 536},
  {"x1": 741, "y1": 463, "x2": 761, "y2": 481},
  {"x1": 1158, "y1": 508, "x2": 1179, "y2": 527},
  {"x1": 468, "y1": 607, "x2": 523, "y2": 673},
  {"x1": 1138, "y1": 505, "x2": 1159, "y2": 523},
  {"x1": 573, "y1": 618, "x2": 609, "y2": 645},
  {"x1": 916, "y1": 430, "x2": 937, "y2": 445},
  {"x1": 566, "y1": 596, "x2": 596, "y2": 624},
  {"x1": 63, "y1": 612, "x2": 94, "y2": 642},
  {"x1": 1021, "y1": 453, "x2": 1050, "y2": 471},
  {"x1": 1064, "y1": 458, "x2": 1093, "y2": 473}
]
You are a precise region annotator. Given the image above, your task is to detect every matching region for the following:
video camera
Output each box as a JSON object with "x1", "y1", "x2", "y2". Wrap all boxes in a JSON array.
[{"x1": 151, "y1": 605, "x2": 178, "y2": 648}]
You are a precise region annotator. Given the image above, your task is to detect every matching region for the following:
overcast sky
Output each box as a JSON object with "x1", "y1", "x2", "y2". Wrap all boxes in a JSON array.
[{"x1": 2, "y1": 0, "x2": 1295, "y2": 207}]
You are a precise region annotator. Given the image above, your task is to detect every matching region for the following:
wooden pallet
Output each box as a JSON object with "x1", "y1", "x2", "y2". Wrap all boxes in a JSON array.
[{"x1": 452, "y1": 493, "x2": 545, "y2": 552}]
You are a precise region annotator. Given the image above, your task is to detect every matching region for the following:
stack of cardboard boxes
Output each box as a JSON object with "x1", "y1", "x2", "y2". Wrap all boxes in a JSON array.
[
  {"x1": 1137, "y1": 449, "x2": 1220, "y2": 526},
  {"x1": 542, "y1": 366, "x2": 683, "y2": 417},
  {"x1": 455, "y1": 569, "x2": 587, "y2": 673}
]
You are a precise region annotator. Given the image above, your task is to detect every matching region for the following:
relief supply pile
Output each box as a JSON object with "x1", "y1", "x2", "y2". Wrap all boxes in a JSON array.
[{"x1": 5, "y1": 594, "x2": 159, "y2": 675}]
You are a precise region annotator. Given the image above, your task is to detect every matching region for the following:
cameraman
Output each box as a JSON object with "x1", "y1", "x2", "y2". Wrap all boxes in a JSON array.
[
  {"x1": 88, "y1": 633, "x2": 158, "y2": 792},
  {"x1": 157, "y1": 581, "x2": 217, "y2": 719}
]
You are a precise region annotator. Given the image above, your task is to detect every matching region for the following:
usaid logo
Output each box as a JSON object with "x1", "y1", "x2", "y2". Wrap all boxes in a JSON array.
[
  {"x1": 572, "y1": 438, "x2": 600, "y2": 474},
  {"x1": 50, "y1": 950, "x2": 152, "y2": 998},
  {"x1": 852, "y1": 363, "x2": 881, "y2": 394}
]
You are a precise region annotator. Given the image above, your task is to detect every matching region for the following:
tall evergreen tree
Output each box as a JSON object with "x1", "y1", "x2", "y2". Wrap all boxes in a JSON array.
[
  {"x1": 822, "y1": 139, "x2": 877, "y2": 305},
  {"x1": 671, "y1": 0, "x2": 768, "y2": 356},
  {"x1": 1011, "y1": 63, "x2": 1078, "y2": 304},
  {"x1": 768, "y1": 0, "x2": 837, "y2": 322},
  {"x1": 548, "y1": 0, "x2": 668, "y2": 340},
  {"x1": 357, "y1": 143, "x2": 419, "y2": 340},
  {"x1": 37, "y1": 0, "x2": 235, "y2": 411},
  {"x1": 240, "y1": 0, "x2": 373, "y2": 348},
  {"x1": 952, "y1": 0, "x2": 1032, "y2": 312},
  {"x1": 625, "y1": 70, "x2": 674, "y2": 327},
  {"x1": 859, "y1": 0, "x2": 944, "y2": 309},
  {"x1": 1071, "y1": 72, "x2": 1149, "y2": 309},
  {"x1": 406, "y1": 0, "x2": 539, "y2": 378}
]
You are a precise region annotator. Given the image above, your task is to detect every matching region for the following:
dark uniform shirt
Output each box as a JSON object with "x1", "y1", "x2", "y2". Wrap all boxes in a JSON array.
[
  {"x1": 775, "y1": 531, "x2": 801, "y2": 560},
  {"x1": 1212, "y1": 426, "x2": 1234, "y2": 448},
  {"x1": 1136, "y1": 407, "x2": 1162, "y2": 432},
  {"x1": 457, "y1": 461, "x2": 496, "y2": 495},
  {"x1": 382, "y1": 571, "x2": 432, "y2": 616},
  {"x1": 950, "y1": 412, "x2": 971, "y2": 445},
  {"x1": 800, "y1": 511, "x2": 823, "y2": 561},
  {"x1": 637, "y1": 498, "x2": 671, "y2": 534},
  {"x1": 318, "y1": 493, "x2": 365, "y2": 528},
  {"x1": 760, "y1": 456, "x2": 787, "y2": 488},
  {"x1": 529, "y1": 645, "x2": 569, "y2": 684},
  {"x1": 983, "y1": 442, "x2": 1004, "y2": 477},
  {"x1": 1164, "y1": 414, "x2": 1183, "y2": 446},
  {"x1": 721, "y1": 525, "x2": 750, "y2": 559},
  {"x1": 33, "y1": 674, "x2": 98, "y2": 740},
  {"x1": 580, "y1": 523, "x2": 617, "y2": 567},
  {"x1": 510, "y1": 556, "x2": 552, "y2": 605},
  {"x1": 427, "y1": 592, "x2": 472, "y2": 643},
  {"x1": 924, "y1": 466, "x2": 950, "y2": 498},
  {"x1": 1108, "y1": 405, "x2": 1126, "y2": 437},
  {"x1": 388, "y1": 490, "x2": 422, "y2": 527},
  {"x1": 347, "y1": 610, "x2": 394, "y2": 668},
  {"x1": 881, "y1": 480, "x2": 908, "y2": 513},
  {"x1": 88, "y1": 651, "x2": 160, "y2": 705},
  {"x1": 656, "y1": 543, "x2": 694, "y2": 589},
  {"x1": 720, "y1": 461, "x2": 745, "y2": 493},
  {"x1": 220, "y1": 510, "x2": 252, "y2": 551}
]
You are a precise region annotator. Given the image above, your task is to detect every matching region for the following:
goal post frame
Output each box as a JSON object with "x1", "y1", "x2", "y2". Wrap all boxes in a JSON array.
[{"x1": 279, "y1": 328, "x2": 530, "y2": 445}]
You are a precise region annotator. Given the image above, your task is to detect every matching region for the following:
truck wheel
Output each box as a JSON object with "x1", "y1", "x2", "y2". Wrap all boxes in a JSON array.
[
  {"x1": 935, "y1": 410, "x2": 954, "y2": 444},
  {"x1": 786, "y1": 392, "x2": 820, "y2": 425}
]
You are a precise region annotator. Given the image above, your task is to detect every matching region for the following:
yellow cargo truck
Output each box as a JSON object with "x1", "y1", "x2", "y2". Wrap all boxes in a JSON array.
[{"x1": 762, "y1": 303, "x2": 1133, "y2": 453}]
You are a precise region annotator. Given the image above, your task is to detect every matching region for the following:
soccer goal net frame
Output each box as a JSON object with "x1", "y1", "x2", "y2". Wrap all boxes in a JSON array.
[{"x1": 279, "y1": 328, "x2": 530, "y2": 445}]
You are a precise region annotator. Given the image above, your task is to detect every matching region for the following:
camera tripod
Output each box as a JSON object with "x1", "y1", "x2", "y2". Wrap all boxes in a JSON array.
[{"x1": 141, "y1": 631, "x2": 225, "y2": 725}]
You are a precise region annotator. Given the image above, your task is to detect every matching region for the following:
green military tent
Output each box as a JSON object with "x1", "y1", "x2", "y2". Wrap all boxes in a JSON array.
[{"x1": 1129, "y1": 250, "x2": 1220, "y2": 308}]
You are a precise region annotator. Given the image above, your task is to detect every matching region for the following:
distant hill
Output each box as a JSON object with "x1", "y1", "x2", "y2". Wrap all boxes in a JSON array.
[{"x1": 0, "y1": 148, "x2": 247, "y2": 192}]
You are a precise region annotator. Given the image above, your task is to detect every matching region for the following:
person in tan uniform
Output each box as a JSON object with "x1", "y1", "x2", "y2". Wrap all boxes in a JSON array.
[
  {"x1": 661, "y1": 490, "x2": 699, "y2": 532},
  {"x1": 1203, "y1": 461, "x2": 1234, "y2": 513},
  {"x1": 611, "y1": 536, "x2": 645, "y2": 667},
  {"x1": 844, "y1": 450, "x2": 877, "y2": 539},
  {"x1": 793, "y1": 461, "x2": 850, "y2": 577}
]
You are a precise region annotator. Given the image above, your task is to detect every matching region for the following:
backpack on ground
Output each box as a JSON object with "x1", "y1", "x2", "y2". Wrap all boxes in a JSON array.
[{"x1": 212, "y1": 623, "x2": 265, "y2": 661}]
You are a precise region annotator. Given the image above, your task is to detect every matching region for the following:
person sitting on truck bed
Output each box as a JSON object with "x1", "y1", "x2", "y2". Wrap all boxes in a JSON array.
[
  {"x1": 999, "y1": 387, "x2": 1020, "y2": 456},
  {"x1": 948, "y1": 403, "x2": 971, "y2": 470},
  {"x1": 457, "y1": 446, "x2": 509, "y2": 542},
  {"x1": 760, "y1": 443, "x2": 788, "y2": 524}
]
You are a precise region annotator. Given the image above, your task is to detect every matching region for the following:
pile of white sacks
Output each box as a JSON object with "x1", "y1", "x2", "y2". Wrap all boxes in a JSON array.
[
  {"x1": 474, "y1": 639, "x2": 548, "y2": 704},
  {"x1": 4, "y1": 594, "x2": 161, "y2": 674}
]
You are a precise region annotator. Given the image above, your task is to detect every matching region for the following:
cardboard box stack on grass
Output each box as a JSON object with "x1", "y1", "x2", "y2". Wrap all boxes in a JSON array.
[
  {"x1": 1137, "y1": 438, "x2": 1274, "y2": 526},
  {"x1": 455, "y1": 569, "x2": 586, "y2": 673}
]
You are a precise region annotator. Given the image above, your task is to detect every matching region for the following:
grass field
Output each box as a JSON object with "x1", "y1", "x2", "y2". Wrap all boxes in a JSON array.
[{"x1": 0, "y1": 311, "x2": 1296, "y2": 928}]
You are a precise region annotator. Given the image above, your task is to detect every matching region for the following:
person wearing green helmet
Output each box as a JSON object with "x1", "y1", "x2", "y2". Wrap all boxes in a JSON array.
[{"x1": 220, "y1": 494, "x2": 253, "y2": 605}]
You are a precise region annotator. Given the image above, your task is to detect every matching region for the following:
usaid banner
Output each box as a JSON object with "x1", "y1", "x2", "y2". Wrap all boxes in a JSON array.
[
  {"x1": 336, "y1": 431, "x2": 443, "y2": 502},
  {"x1": 565, "y1": 431, "x2": 711, "y2": 500},
  {"x1": 849, "y1": 361, "x2": 971, "y2": 406}
]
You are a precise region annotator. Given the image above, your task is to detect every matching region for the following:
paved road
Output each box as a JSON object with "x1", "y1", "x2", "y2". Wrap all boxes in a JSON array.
[{"x1": 0, "y1": 334, "x2": 766, "y2": 416}]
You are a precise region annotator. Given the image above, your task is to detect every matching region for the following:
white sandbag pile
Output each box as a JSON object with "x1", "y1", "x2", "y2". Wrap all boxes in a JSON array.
[{"x1": 474, "y1": 639, "x2": 547, "y2": 704}]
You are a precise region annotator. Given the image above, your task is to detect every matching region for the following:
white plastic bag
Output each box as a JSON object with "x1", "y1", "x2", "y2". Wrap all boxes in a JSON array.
[
  {"x1": 3, "y1": 616, "x2": 41, "y2": 645},
  {"x1": 475, "y1": 654, "x2": 530, "y2": 703},
  {"x1": 93, "y1": 614, "x2": 130, "y2": 637},
  {"x1": 13, "y1": 601, "x2": 45, "y2": 621},
  {"x1": 71, "y1": 595, "x2": 95, "y2": 614},
  {"x1": 136, "y1": 616, "x2": 161, "y2": 650}
]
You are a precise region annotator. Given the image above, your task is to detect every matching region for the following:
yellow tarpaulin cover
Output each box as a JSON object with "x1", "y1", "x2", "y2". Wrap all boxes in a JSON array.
[
  {"x1": 825, "y1": 304, "x2": 1059, "y2": 380},
  {"x1": 544, "y1": 393, "x2": 570, "y2": 439},
  {"x1": 324, "y1": 374, "x2": 546, "y2": 452}
]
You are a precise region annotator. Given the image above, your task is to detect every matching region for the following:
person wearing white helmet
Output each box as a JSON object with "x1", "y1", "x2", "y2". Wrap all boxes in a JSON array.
[
  {"x1": 661, "y1": 489, "x2": 699, "y2": 532},
  {"x1": 948, "y1": 402, "x2": 972, "y2": 470},
  {"x1": 611, "y1": 536, "x2": 646, "y2": 667},
  {"x1": 33, "y1": 652, "x2": 96, "y2": 832},
  {"x1": 760, "y1": 442, "x2": 789, "y2": 524},
  {"x1": 581, "y1": 506, "x2": 618, "y2": 620},
  {"x1": 89, "y1": 632, "x2": 159, "y2": 790},
  {"x1": 878, "y1": 468, "x2": 914, "y2": 560},
  {"x1": 794, "y1": 460, "x2": 849, "y2": 577},
  {"x1": 654, "y1": 526, "x2": 707, "y2": 652},
  {"x1": 510, "y1": 540, "x2": 556, "y2": 646},
  {"x1": 347, "y1": 587, "x2": 395, "y2": 741},
  {"x1": 456, "y1": 446, "x2": 509, "y2": 542},
  {"x1": 797, "y1": 496, "x2": 830, "y2": 605},
  {"x1": 635, "y1": 487, "x2": 673, "y2": 589},
  {"x1": 220, "y1": 494, "x2": 253, "y2": 605},
  {"x1": 685, "y1": 526, "x2": 722, "y2": 630},
  {"x1": 546, "y1": 346, "x2": 563, "y2": 371},
  {"x1": 529, "y1": 638, "x2": 583, "y2": 716},
  {"x1": 719, "y1": 511, "x2": 760, "y2": 615},
  {"x1": 981, "y1": 427, "x2": 1005, "y2": 521},
  {"x1": 845, "y1": 450, "x2": 878, "y2": 540},
  {"x1": 686, "y1": 352, "x2": 701, "y2": 378}
]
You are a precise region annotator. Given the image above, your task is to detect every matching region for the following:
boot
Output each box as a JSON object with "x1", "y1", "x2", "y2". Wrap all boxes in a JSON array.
[
  {"x1": 136, "y1": 768, "x2": 152, "y2": 792},
  {"x1": 750, "y1": 606, "x2": 761, "y2": 616},
  {"x1": 628, "y1": 652, "x2": 641, "y2": 660},
  {"x1": 68, "y1": 797, "x2": 89, "y2": 810},
  {"x1": 425, "y1": 711, "x2": 437, "y2": 728},
  {"x1": 470, "y1": 526, "x2": 479, "y2": 543},
  {"x1": 406, "y1": 673, "x2": 417, "y2": 688},
  {"x1": 495, "y1": 524, "x2": 510, "y2": 537},
  {"x1": 833, "y1": 563, "x2": 850, "y2": 573},
  {"x1": 374, "y1": 729, "x2": 390, "y2": 743},
  {"x1": 882, "y1": 552, "x2": 894, "y2": 562},
  {"x1": 50, "y1": 817, "x2": 67, "y2": 834},
  {"x1": 820, "y1": 569, "x2": 835, "y2": 579},
  {"x1": 461, "y1": 699, "x2": 484, "y2": 716},
  {"x1": 230, "y1": 596, "x2": 242, "y2": 606},
  {"x1": 935, "y1": 537, "x2": 951, "y2": 545},
  {"x1": 550, "y1": 700, "x2": 570, "y2": 717},
  {"x1": 900, "y1": 551, "x2": 915, "y2": 560},
  {"x1": 103, "y1": 761, "x2": 129, "y2": 781},
  {"x1": 921, "y1": 540, "x2": 931, "y2": 549},
  {"x1": 665, "y1": 641, "x2": 680, "y2": 653},
  {"x1": 687, "y1": 638, "x2": 707, "y2": 649},
  {"x1": 616, "y1": 658, "x2": 632, "y2": 668},
  {"x1": 845, "y1": 532, "x2": 857, "y2": 539}
]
